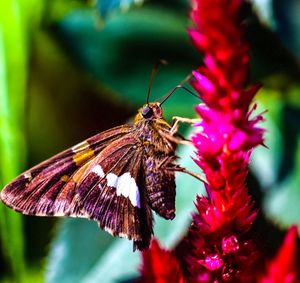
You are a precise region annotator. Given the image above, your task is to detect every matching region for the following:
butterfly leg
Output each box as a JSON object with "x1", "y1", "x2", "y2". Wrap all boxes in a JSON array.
[
  {"x1": 159, "y1": 131, "x2": 192, "y2": 146},
  {"x1": 157, "y1": 156, "x2": 206, "y2": 183},
  {"x1": 173, "y1": 166, "x2": 206, "y2": 183},
  {"x1": 170, "y1": 116, "x2": 201, "y2": 135}
]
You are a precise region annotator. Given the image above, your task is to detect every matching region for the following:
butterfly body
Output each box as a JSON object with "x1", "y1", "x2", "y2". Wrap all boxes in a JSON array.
[{"x1": 0, "y1": 102, "x2": 184, "y2": 250}]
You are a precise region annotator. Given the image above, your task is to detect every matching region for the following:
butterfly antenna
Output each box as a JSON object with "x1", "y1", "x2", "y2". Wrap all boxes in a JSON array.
[
  {"x1": 147, "y1": 59, "x2": 168, "y2": 104},
  {"x1": 159, "y1": 74, "x2": 199, "y2": 106}
]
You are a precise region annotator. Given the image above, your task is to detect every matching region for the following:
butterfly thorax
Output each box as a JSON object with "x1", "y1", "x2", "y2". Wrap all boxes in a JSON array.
[{"x1": 134, "y1": 102, "x2": 176, "y2": 154}]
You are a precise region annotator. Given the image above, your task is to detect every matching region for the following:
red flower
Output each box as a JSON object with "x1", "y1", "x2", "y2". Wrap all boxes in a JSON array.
[
  {"x1": 138, "y1": 239, "x2": 184, "y2": 283},
  {"x1": 258, "y1": 226, "x2": 299, "y2": 283}
]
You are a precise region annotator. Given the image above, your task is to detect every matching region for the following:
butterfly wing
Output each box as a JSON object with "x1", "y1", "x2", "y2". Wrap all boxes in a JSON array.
[
  {"x1": 1, "y1": 125, "x2": 153, "y2": 250},
  {"x1": 0, "y1": 125, "x2": 132, "y2": 216},
  {"x1": 75, "y1": 135, "x2": 153, "y2": 250}
]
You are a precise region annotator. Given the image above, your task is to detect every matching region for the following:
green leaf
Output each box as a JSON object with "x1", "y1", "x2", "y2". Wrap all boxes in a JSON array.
[
  {"x1": 264, "y1": 172, "x2": 300, "y2": 228},
  {"x1": 262, "y1": 106, "x2": 300, "y2": 227},
  {"x1": 0, "y1": 0, "x2": 43, "y2": 281},
  {"x1": 251, "y1": 82, "x2": 300, "y2": 228},
  {"x1": 96, "y1": 0, "x2": 145, "y2": 19},
  {"x1": 46, "y1": 219, "x2": 115, "y2": 283},
  {"x1": 46, "y1": 130, "x2": 204, "y2": 283},
  {"x1": 54, "y1": 7, "x2": 200, "y2": 119},
  {"x1": 0, "y1": 1, "x2": 27, "y2": 281}
]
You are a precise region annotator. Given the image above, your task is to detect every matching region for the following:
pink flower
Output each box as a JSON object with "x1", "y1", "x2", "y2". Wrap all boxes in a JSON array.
[
  {"x1": 138, "y1": 1, "x2": 299, "y2": 282},
  {"x1": 179, "y1": 0, "x2": 264, "y2": 281}
]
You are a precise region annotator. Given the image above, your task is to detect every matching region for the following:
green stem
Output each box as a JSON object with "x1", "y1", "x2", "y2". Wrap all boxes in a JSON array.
[{"x1": 0, "y1": 0, "x2": 28, "y2": 281}]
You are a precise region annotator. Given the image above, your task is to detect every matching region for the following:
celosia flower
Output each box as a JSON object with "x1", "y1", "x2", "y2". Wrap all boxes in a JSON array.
[
  {"x1": 258, "y1": 226, "x2": 299, "y2": 283},
  {"x1": 138, "y1": 239, "x2": 184, "y2": 283},
  {"x1": 179, "y1": 0, "x2": 264, "y2": 282},
  {"x1": 139, "y1": 0, "x2": 299, "y2": 282}
]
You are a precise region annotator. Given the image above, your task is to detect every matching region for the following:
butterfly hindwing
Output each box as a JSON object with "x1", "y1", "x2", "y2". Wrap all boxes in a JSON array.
[
  {"x1": 144, "y1": 155, "x2": 177, "y2": 220},
  {"x1": 75, "y1": 135, "x2": 153, "y2": 250},
  {"x1": 0, "y1": 125, "x2": 132, "y2": 216}
]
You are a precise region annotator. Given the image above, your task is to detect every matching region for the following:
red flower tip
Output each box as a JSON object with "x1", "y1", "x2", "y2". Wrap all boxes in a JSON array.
[
  {"x1": 138, "y1": 238, "x2": 184, "y2": 283},
  {"x1": 259, "y1": 226, "x2": 300, "y2": 283}
]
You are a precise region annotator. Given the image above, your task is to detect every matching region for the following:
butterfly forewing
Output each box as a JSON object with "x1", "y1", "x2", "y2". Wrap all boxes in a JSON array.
[{"x1": 0, "y1": 125, "x2": 132, "y2": 216}]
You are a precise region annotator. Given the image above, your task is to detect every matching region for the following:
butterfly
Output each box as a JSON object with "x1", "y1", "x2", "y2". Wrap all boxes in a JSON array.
[{"x1": 0, "y1": 64, "x2": 201, "y2": 250}]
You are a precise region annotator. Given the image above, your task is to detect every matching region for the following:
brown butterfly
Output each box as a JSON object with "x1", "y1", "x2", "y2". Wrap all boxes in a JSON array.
[{"x1": 0, "y1": 70, "x2": 201, "y2": 251}]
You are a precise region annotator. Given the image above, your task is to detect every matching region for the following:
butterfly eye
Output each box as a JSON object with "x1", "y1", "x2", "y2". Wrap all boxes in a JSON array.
[{"x1": 142, "y1": 106, "x2": 154, "y2": 119}]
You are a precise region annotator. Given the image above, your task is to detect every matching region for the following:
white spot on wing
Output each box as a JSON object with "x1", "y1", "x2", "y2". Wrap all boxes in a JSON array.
[
  {"x1": 91, "y1": 165, "x2": 105, "y2": 178},
  {"x1": 130, "y1": 180, "x2": 140, "y2": 209},
  {"x1": 106, "y1": 173, "x2": 118, "y2": 187},
  {"x1": 116, "y1": 172, "x2": 140, "y2": 208},
  {"x1": 24, "y1": 172, "x2": 32, "y2": 180},
  {"x1": 105, "y1": 172, "x2": 140, "y2": 208},
  {"x1": 116, "y1": 173, "x2": 131, "y2": 198},
  {"x1": 89, "y1": 165, "x2": 140, "y2": 207}
]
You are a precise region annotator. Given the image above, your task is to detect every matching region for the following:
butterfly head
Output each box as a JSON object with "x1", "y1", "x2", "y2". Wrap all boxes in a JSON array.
[{"x1": 135, "y1": 102, "x2": 163, "y2": 122}]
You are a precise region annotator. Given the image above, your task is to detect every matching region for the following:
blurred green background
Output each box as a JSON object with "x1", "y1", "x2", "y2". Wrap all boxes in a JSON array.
[{"x1": 0, "y1": 0, "x2": 300, "y2": 282}]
